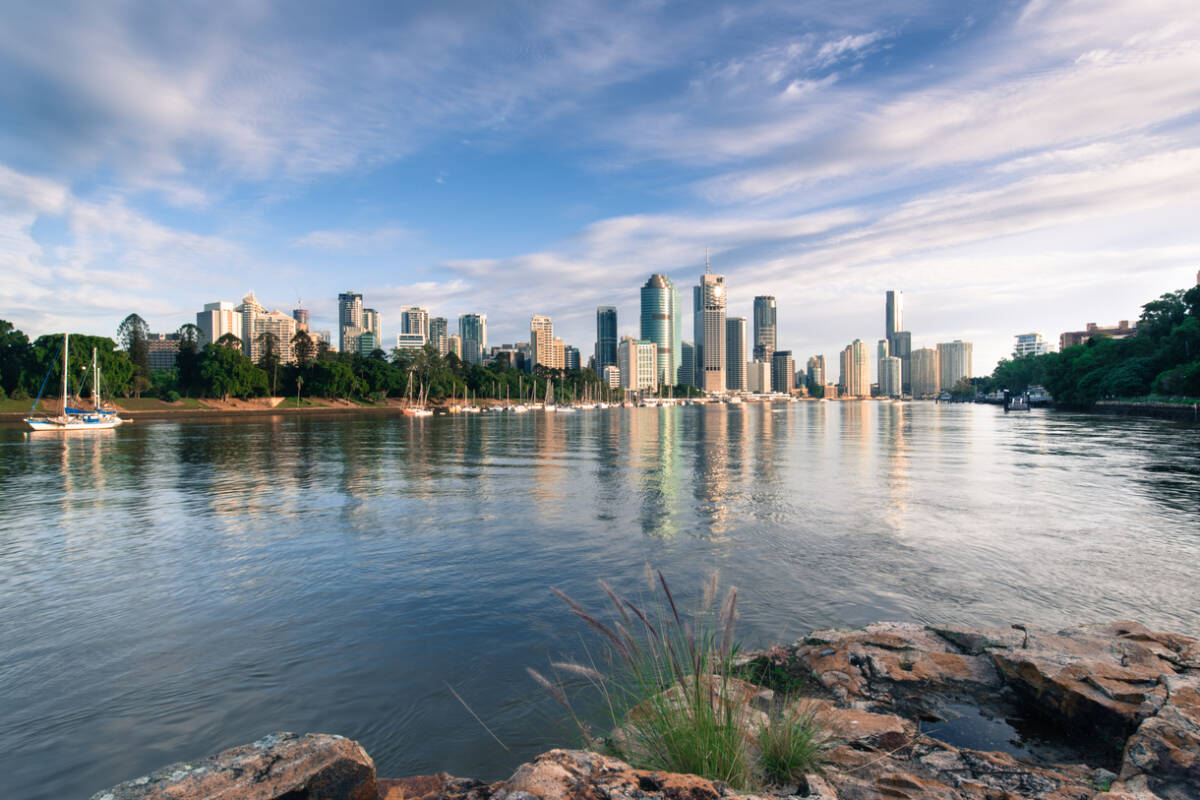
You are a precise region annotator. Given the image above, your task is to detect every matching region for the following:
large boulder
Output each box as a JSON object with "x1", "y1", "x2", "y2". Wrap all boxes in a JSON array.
[{"x1": 90, "y1": 732, "x2": 377, "y2": 800}]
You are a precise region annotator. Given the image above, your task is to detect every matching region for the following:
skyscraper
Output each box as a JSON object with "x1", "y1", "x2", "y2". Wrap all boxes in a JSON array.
[
  {"x1": 725, "y1": 316, "x2": 747, "y2": 392},
  {"x1": 886, "y1": 290, "x2": 902, "y2": 339},
  {"x1": 752, "y1": 296, "x2": 777, "y2": 362},
  {"x1": 530, "y1": 315, "x2": 554, "y2": 371},
  {"x1": 771, "y1": 351, "x2": 794, "y2": 394},
  {"x1": 679, "y1": 341, "x2": 695, "y2": 388},
  {"x1": 640, "y1": 274, "x2": 680, "y2": 387},
  {"x1": 806, "y1": 355, "x2": 825, "y2": 391},
  {"x1": 564, "y1": 345, "x2": 581, "y2": 371},
  {"x1": 890, "y1": 331, "x2": 912, "y2": 394},
  {"x1": 595, "y1": 306, "x2": 618, "y2": 376},
  {"x1": 401, "y1": 307, "x2": 430, "y2": 343},
  {"x1": 877, "y1": 338, "x2": 889, "y2": 391},
  {"x1": 937, "y1": 340, "x2": 973, "y2": 391},
  {"x1": 840, "y1": 339, "x2": 870, "y2": 397},
  {"x1": 880, "y1": 357, "x2": 902, "y2": 397},
  {"x1": 693, "y1": 254, "x2": 726, "y2": 393},
  {"x1": 363, "y1": 308, "x2": 381, "y2": 343},
  {"x1": 618, "y1": 336, "x2": 657, "y2": 393},
  {"x1": 430, "y1": 317, "x2": 449, "y2": 355},
  {"x1": 911, "y1": 348, "x2": 939, "y2": 397},
  {"x1": 458, "y1": 313, "x2": 487, "y2": 364},
  {"x1": 338, "y1": 291, "x2": 363, "y2": 353}
]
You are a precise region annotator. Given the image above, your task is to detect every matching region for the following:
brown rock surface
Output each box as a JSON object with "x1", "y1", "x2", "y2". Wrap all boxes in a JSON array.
[{"x1": 89, "y1": 732, "x2": 377, "y2": 800}]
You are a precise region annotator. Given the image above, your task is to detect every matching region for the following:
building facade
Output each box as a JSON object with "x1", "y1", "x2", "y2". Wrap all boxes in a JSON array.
[
  {"x1": 693, "y1": 266, "x2": 726, "y2": 392},
  {"x1": 679, "y1": 341, "x2": 695, "y2": 388},
  {"x1": 430, "y1": 317, "x2": 449, "y2": 355},
  {"x1": 752, "y1": 295, "x2": 777, "y2": 363},
  {"x1": 806, "y1": 355, "x2": 826, "y2": 392},
  {"x1": 618, "y1": 336, "x2": 658, "y2": 393},
  {"x1": 197, "y1": 301, "x2": 241, "y2": 345},
  {"x1": 771, "y1": 350, "x2": 795, "y2": 394},
  {"x1": 725, "y1": 316, "x2": 747, "y2": 392},
  {"x1": 595, "y1": 306, "x2": 618, "y2": 376},
  {"x1": 447, "y1": 334, "x2": 462, "y2": 359},
  {"x1": 640, "y1": 275, "x2": 681, "y2": 387},
  {"x1": 1013, "y1": 332, "x2": 1049, "y2": 357},
  {"x1": 839, "y1": 339, "x2": 870, "y2": 397},
  {"x1": 338, "y1": 291, "x2": 364, "y2": 354},
  {"x1": 879, "y1": 356, "x2": 902, "y2": 397},
  {"x1": 937, "y1": 340, "x2": 973, "y2": 391},
  {"x1": 910, "y1": 348, "x2": 939, "y2": 397},
  {"x1": 564, "y1": 345, "x2": 580, "y2": 371},
  {"x1": 458, "y1": 314, "x2": 487, "y2": 364},
  {"x1": 401, "y1": 307, "x2": 430, "y2": 343},
  {"x1": 1059, "y1": 321, "x2": 1135, "y2": 350},
  {"x1": 747, "y1": 361, "x2": 772, "y2": 393},
  {"x1": 886, "y1": 290, "x2": 903, "y2": 339},
  {"x1": 291, "y1": 306, "x2": 309, "y2": 331},
  {"x1": 147, "y1": 333, "x2": 182, "y2": 370}
]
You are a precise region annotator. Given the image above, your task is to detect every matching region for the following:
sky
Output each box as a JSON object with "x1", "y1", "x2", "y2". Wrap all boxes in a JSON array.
[{"x1": 2, "y1": 0, "x2": 1199, "y2": 376}]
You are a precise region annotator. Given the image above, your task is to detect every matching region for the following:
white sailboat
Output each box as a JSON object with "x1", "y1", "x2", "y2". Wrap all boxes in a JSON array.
[{"x1": 25, "y1": 333, "x2": 127, "y2": 431}]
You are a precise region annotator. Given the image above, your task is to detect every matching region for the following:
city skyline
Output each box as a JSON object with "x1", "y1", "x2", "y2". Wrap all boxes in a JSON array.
[{"x1": 2, "y1": 2, "x2": 1198, "y2": 374}]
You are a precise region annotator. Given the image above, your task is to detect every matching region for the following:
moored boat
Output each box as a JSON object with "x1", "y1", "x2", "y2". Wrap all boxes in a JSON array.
[{"x1": 25, "y1": 334, "x2": 127, "y2": 431}]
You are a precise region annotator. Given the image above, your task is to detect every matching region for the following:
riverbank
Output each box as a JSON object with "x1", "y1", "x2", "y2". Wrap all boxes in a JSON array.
[
  {"x1": 91, "y1": 619, "x2": 1199, "y2": 800},
  {"x1": 1092, "y1": 399, "x2": 1200, "y2": 423},
  {"x1": 0, "y1": 396, "x2": 437, "y2": 425}
]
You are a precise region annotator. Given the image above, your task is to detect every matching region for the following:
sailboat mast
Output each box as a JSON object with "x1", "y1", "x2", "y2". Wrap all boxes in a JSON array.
[
  {"x1": 62, "y1": 332, "x2": 69, "y2": 415},
  {"x1": 93, "y1": 347, "x2": 99, "y2": 410}
]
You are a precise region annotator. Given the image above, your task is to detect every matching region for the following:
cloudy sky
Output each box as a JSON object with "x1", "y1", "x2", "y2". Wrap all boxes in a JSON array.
[{"x1": 2, "y1": 0, "x2": 1199, "y2": 374}]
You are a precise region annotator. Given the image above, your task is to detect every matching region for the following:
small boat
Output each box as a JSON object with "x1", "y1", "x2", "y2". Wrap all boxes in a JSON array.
[{"x1": 26, "y1": 334, "x2": 126, "y2": 431}]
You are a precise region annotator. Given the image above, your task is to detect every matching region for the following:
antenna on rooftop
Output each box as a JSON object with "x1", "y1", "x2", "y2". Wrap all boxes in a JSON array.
[{"x1": 705, "y1": 247, "x2": 710, "y2": 274}]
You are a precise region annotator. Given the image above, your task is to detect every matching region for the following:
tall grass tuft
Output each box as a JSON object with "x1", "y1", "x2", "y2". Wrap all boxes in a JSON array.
[
  {"x1": 536, "y1": 569, "x2": 756, "y2": 788},
  {"x1": 759, "y1": 702, "x2": 833, "y2": 785}
]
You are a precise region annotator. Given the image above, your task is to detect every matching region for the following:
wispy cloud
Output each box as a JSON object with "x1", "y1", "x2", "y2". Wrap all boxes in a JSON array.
[{"x1": 292, "y1": 225, "x2": 413, "y2": 252}]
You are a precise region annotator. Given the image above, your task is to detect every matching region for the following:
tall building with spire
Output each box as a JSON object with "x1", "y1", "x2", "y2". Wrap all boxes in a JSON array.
[
  {"x1": 640, "y1": 274, "x2": 681, "y2": 387},
  {"x1": 693, "y1": 251, "x2": 727, "y2": 392},
  {"x1": 752, "y1": 296, "x2": 776, "y2": 362}
]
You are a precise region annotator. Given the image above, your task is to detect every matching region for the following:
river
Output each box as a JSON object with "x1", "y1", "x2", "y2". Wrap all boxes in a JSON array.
[{"x1": 1, "y1": 402, "x2": 1197, "y2": 799}]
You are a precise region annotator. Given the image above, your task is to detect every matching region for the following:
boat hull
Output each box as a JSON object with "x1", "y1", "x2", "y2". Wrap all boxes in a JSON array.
[{"x1": 25, "y1": 416, "x2": 125, "y2": 431}]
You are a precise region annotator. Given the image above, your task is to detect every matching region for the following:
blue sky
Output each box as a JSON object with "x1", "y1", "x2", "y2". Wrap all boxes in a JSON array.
[{"x1": 2, "y1": 0, "x2": 1199, "y2": 374}]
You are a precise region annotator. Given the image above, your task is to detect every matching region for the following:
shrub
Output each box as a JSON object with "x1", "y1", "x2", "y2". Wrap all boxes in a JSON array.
[
  {"x1": 11, "y1": 388, "x2": 30, "y2": 401},
  {"x1": 165, "y1": 390, "x2": 182, "y2": 403}
]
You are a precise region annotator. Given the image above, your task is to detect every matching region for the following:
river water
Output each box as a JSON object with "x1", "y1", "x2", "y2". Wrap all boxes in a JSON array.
[{"x1": 1, "y1": 402, "x2": 1197, "y2": 799}]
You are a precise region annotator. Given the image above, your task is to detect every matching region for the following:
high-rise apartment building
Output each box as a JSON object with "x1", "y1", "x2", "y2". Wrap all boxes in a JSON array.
[
  {"x1": 197, "y1": 301, "x2": 241, "y2": 345},
  {"x1": 911, "y1": 348, "x2": 939, "y2": 397},
  {"x1": 937, "y1": 340, "x2": 973, "y2": 391},
  {"x1": 235, "y1": 291, "x2": 297, "y2": 364},
  {"x1": 458, "y1": 314, "x2": 487, "y2": 364},
  {"x1": 839, "y1": 339, "x2": 870, "y2": 397},
  {"x1": 430, "y1": 317, "x2": 449, "y2": 355},
  {"x1": 806, "y1": 355, "x2": 826, "y2": 391},
  {"x1": 889, "y1": 331, "x2": 912, "y2": 394},
  {"x1": 363, "y1": 308, "x2": 381, "y2": 342},
  {"x1": 884, "y1": 290, "x2": 912, "y2": 393},
  {"x1": 530, "y1": 315, "x2": 556, "y2": 371},
  {"x1": 618, "y1": 336, "x2": 658, "y2": 393},
  {"x1": 1013, "y1": 332, "x2": 1049, "y2": 357},
  {"x1": 338, "y1": 291, "x2": 364, "y2": 353},
  {"x1": 771, "y1": 350, "x2": 795, "y2": 394},
  {"x1": 595, "y1": 306, "x2": 618, "y2": 376},
  {"x1": 447, "y1": 334, "x2": 463, "y2": 359},
  {"x1": 693, "y1": 256, "x2": 726, "y2": 392},
  {"x1": 725, "y1": 316, "x2": 747, "y2": 392},
  {"x1": 401, "y1": 307, "x2": 430, "y2": 343},
  {"x1": 877, "y1": 339, "x2": 889, "y2": 391},
  {"x1": 640, "y1": 275, "x2": 681, "y2": 387},
  {"x1": 752, "y1": 296, "x2": 777, "y2": 362},
  {"x1": 879, "y1": 356, "x2": 902, "y2": 397}
]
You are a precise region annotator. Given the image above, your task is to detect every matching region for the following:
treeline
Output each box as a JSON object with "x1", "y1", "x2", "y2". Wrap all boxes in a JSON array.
[
  {"x1": 1, "y1": 315, "x2": 696, "y2": 405},
  {"x1": 981, "y1": 283, "x2": 1200, "y2": 406}
]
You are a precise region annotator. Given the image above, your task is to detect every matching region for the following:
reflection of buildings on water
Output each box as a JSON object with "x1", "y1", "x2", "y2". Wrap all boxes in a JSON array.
[
  {"x1": 632, "y1": 407, "x2": 683, "y2": 538},
  {"x1": 689, "y1": 405, "x2": 732, "y2": 537},
  {"x1": 880, "y1": 402, "x2": 911, "y2": 533},
  {"x1": 530, "y1": 410, "x2": 569, "y2": 514}
]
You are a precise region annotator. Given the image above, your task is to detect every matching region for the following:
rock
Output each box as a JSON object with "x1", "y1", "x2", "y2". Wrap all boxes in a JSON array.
[
  {"x1": 503, "y1": 750, "x2": 764, "y2": 800},
  {"x1": 379, "y1": 773, "x2": 490, "y2": 800},
  {"x1": 90, "y1": 732, "x2": 377, "y2": 800},
  {"x1": 1120, "y1": 673, "x2": 1200, "y2": 799}
]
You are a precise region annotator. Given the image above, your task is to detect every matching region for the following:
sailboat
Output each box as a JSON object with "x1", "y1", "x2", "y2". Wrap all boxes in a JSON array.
[
  {"x1": 402, "y1": 370, "x2": 433, "y2": 417},
  {"x1": 25, "y1": 333, "x2": 127, "y2": 431}
]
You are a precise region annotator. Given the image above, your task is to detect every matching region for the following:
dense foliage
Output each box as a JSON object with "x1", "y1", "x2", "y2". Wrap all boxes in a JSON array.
[
  {"x1": 0, "y1": 318, "x2": 698, "y2": 405},
  {"x1": 982, "y1": 283, "x2": 1200, "y2": 406}
]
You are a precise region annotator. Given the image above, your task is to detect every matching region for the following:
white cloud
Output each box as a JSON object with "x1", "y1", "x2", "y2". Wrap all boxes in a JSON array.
[{"x1": 292, "y1": 226, "x2": 413, "y2": 252}]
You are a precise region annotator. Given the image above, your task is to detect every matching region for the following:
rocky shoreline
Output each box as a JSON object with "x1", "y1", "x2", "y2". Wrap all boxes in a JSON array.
[{"x1": 91, "y1": 620, "x2": 1199, "y2": 800}]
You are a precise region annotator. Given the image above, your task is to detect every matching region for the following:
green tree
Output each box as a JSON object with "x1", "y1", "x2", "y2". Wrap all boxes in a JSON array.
[
  {"x1": 198, "y1": 343, "x2": 268, "y2": 400},
  {"x1": 292, "y1": 330, "x2": 316, "y2": 367},
  {"x1": 0, "y1": 319, "x2": 32, "y2": 396},
  {"x1": 256, "y1": 331, "x2": 282, "y2": 395},
  {"x1": 175, "y1": 323, "x2": 205, "y2": 397},
  {"x1": 117, "y1": 313, "x2": 151, "y2": 396}
]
